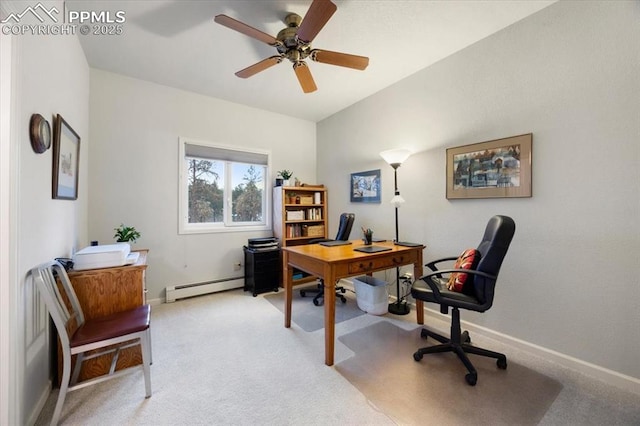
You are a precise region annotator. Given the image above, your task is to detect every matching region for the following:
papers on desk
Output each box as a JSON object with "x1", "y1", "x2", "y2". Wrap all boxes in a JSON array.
[
  {"x1": 354, "y1": 246, "x2": 392, "y2": 253},
  {"x1": 394, "y1": 241, "x2": 423, "y2": 247},
  {"x1": 126, "y1": 251, "x2": 140, "y2": 265},
  {"x1": 319, "y1": 240, "x2": 352, "y2": 247}
]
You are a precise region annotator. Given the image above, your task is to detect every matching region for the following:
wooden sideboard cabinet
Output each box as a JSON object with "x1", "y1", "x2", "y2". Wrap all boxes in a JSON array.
[{"x1": 58, "y1": 249, "x2": 148, "y2": 384}]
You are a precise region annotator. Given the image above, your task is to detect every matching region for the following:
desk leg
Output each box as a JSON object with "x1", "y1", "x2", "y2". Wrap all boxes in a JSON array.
[
  {"x1": 416, "y1": 299, "x2": 424, "y2": 325},
  {"x1": 414, "y1": 256, "x2": 424, "y2": 325},
  {"x1": 323, "y1": 268, "x2": 336, "y2": 366},
  {"x1": 284, "y1": 251, "x2": 292, "y2": 328}
]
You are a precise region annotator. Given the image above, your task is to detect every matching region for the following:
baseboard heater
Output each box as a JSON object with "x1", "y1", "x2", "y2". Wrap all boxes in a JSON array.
[{"x1": 165, "y1": 276, "x2": 243, "y2": 303}]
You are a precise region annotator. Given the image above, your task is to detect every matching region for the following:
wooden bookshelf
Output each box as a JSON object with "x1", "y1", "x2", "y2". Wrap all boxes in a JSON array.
[{"x1": 273, "y1": 186, "x2": 327, "y2": 286}]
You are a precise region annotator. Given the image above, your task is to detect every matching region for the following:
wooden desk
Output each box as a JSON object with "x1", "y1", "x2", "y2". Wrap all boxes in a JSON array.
[
  {"x1": 282, "y1": 241, "x2": 424, "y2": 366},
  {"x1": 60, "y1": 249, "x2": 148, "y2": 383}
]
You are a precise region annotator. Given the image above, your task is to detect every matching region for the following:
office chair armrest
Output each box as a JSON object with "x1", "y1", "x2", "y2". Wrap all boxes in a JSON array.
[
  {"x1": 425, "y1": 256, "x2": 459, "y2": 278},
  {"x1": 425, "y1": 257, "x2": 458, "y2": 271},
  {"x1": 417, "y1": 269, "x2": 497, "y2": 312},
  {"x1": 432, "y1": 268, "x2": 496, "y2": 281},
  {"x1": 418, "y1": 268, "x2": 497, "y2": 291}
]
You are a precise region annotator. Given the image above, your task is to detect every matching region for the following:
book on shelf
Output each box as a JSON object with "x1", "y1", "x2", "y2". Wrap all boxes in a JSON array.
[{"x1": 305, "y1": 208, "x2": 322, "y2": 220}]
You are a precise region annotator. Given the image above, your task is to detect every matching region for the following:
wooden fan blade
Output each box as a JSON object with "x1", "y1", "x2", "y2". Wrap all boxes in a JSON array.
[
  {"x1": 236, "y1": 56, "x2": 283, "y2": 79},
  {"x1": 296, "y1": 0, "x2": 337, "y2": 43},
  {"x1": 311, "y1": 49, "x2": 369, "y2": 70},
  {"x1": 214, "y1": 14, "x2": 281, "y2": 46},
  {"x1": 293, "y1": 62, "x2": 317, "y2": 93}
]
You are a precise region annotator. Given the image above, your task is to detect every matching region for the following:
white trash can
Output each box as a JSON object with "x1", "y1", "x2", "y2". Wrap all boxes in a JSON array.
[{"x1": 353, "y1": 276, "x2": 388, "y2": 315}]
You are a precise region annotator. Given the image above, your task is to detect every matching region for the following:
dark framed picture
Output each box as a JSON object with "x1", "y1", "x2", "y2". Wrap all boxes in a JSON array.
[
  {"x1": 446, "y1": 133, "x2": 532, "y2": 199},
  {"x1": 52, "y1": 114, "x2": 80, "y2": 200},
  {"x1": 350, "y1": 169, "x2": 381, "y2": 203}
]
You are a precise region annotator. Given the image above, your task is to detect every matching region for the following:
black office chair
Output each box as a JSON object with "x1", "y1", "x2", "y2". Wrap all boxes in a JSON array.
[
  {"x1": 411, "y1": 215, "x2": 515, "y2": 386},
  {"x1": 300, "y1": 212, "x2": 355, "y2": 306}
]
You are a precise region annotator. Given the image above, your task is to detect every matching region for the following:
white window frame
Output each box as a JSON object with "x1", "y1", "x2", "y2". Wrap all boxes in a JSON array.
[{"x1": 178, "y1": 137, "x2": 271, "y2": 234}]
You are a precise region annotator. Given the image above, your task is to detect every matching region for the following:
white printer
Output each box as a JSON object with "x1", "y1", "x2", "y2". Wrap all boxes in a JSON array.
[{"x1": 72, "y1": 243, "x2": 140, "y2": 271}]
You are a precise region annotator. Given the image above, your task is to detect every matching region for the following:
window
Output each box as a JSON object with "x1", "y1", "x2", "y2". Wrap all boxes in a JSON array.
[{"x1": 178, "y1": 138, "x2": 270, "y2": 234}]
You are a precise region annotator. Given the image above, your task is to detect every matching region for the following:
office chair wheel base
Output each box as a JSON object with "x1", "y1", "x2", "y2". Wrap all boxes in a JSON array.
[
  {"x1": 313, "y1": 299, "x2": 322, "y2": 306},
  {"x1": 462, "y1": 330, "x2": 471, "y2": 344},
  {"x1": 413, "y1": 351, "x2": 423, "y2": 362},
  {"x1": 465, "y1": 373, "x2": 477, "y2": 386},
  {"x1": 339, "y1": 296, "x2": 346, "y2": 303},
  {"x1": 497, "y1": 357, "x2": 507, "y2": 369},
  {"x1": 300, "y1": 290, "x2": 307, "y2": 297},
  {"x1": 339, "y1": 288, "x2": 346, "y2": 293}
]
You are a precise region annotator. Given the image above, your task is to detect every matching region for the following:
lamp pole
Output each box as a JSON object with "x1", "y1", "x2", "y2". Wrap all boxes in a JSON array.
[
  {"x1": 388, "y1": 163, "x2": 410, "y2": 315},
  {"x1": 380, "y1": 148, "x2": 412, "y2": 315}
]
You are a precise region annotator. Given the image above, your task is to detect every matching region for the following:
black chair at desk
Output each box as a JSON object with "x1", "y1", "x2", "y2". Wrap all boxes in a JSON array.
[
  {"x1": 411, "y1": 215, "x2": 515, "y2": 386},
  {"x1": 300, "y1": 212, "x2": 355, "y2": 306}
]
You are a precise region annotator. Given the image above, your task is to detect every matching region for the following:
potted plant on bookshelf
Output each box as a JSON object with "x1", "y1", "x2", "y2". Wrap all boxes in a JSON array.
[
  {"x1": 285, "y1": 192, "x2": 297, "y2": 204},
  {"x1": 113, "y1": 224, "x2": 141, "y2": 243},
  {"x1": 278, "y1": 169, "x2": 293, "y2": 186}
]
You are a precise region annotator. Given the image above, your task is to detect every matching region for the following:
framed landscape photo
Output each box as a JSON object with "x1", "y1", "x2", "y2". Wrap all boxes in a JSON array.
[
  {"x1": 52, "y1": 114, "x2": 80, "y2": 200},
  {"x1": 350, "y1": 169, "x2": 381, "y2": 203},
  {"x1": 446, "y1": 133, "x2": 532, "y2": 199}
]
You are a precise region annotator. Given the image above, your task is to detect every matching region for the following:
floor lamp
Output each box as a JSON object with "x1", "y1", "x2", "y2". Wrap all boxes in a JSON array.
[{"x1": 380, "y1": 148, "x2": 412, "y2": 315}]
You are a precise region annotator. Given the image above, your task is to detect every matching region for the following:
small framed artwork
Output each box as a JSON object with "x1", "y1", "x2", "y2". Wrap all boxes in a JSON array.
[
  {"x1": 350, "y1": 169, "x2": 381, "y2": 203},
  {"x1": 446, "y1": 133, "x2": 532, "y2": 199},
  {"x1": 52, "y1": 114, "x2": 80, "y2": 200}
]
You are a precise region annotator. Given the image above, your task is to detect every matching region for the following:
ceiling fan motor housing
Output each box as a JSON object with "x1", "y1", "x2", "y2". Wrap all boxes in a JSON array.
[{"x1": 277, "y1": 13, "x2": 311, "y2": 62}]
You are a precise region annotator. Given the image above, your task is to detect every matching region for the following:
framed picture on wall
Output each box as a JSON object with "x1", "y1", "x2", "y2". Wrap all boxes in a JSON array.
[
  {"x1": 350, "y1": 169, "x2": 381, "y2": 203},
  {"x1": 52, "y1": 114, "x2": 81, "y2": 200},
  {"x1": 446, "y1": 133, "x2": 532, "y2": 199}
]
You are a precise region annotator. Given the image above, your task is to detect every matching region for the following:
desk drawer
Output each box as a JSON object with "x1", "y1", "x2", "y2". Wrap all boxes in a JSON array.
[{"x1": 347, "y1": 251, "x2": 419, "y2": 274}]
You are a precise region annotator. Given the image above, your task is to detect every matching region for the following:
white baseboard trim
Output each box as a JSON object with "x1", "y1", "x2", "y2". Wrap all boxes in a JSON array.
[
  {"x1": 165, "y1": 277, "x2": 243, "y2": 303},
  {"x1": 146, "y1": 297, "x2": 164, "y2": 306},
  {"x1": 417, "y1": 304, "x2": 640, "y2": 395},
  {"x1": 27, "y1": 380, "x2": 51, "y2": 426}
]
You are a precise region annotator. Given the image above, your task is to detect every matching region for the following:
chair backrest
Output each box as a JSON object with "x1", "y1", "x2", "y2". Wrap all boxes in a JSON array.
[
  {"x1": 334, "y1": 213, "x2": 355, "y2": 241},
  {"x1": 31, "y1": 261, "x2": 85, "y2": 349},
  {"x1": 472, "y1": 215, "x2": 516, "y2": 306}
]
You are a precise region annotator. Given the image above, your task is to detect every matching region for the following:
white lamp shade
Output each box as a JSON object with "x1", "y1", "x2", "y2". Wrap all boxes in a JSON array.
[
  {"x1": 390, "y1": 194, "x2": 405, "y2": 207},
  {"x1": 380, "y1": 148, "x2": 412, "y2": 166}
]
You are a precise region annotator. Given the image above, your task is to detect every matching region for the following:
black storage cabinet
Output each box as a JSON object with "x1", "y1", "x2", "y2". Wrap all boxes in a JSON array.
[{"x1": 243, "y1": 246, "x2": 280, "y2": 297}]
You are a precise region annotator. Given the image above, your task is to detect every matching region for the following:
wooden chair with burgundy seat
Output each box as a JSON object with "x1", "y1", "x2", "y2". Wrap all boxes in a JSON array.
[
  {"x1": 411, "y1": 215, "x2": 516, "y2": 386},
  {"x1": 31, "y1": 260, "x2": 152, "y2": 425}
]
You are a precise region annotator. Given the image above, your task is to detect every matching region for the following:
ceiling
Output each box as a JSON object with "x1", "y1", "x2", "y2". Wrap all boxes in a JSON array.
[{"x1": 69, "y1": 0, "x2": 555, "y2": 122}]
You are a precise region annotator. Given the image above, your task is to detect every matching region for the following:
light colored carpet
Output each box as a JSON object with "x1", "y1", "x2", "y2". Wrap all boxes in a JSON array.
[
  {"x1": 35, "y1": 288, "x2": 640, "y2": 425},
  {"x1": 263, "y1": 284, "x2": 365, "y2": 332},
  {"x1": 336, "y1": 321, "x2": 562, "y2": 425}
]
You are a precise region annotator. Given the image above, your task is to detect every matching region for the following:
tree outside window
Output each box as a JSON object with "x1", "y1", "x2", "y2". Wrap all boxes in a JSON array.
[{"x1": 186, "y1": 158, "x2": 264, "y2": 225}]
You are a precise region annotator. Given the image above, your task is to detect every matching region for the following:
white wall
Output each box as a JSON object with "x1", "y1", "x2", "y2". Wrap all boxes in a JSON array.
[
  {"x1": 88, "y1": 70, "x2": 316, "y2": 302},
  {"x1": 318, "y1": 1, "x2": 640, "y2": 383},
  {"x1": 0, "y1": 20, "x2": 15, "y2": 426},
  {"x1": 4, "y1": 2, "x2": 90, "y2": 422}
]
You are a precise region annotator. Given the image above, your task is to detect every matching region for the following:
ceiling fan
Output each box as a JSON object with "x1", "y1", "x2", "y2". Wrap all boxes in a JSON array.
[{"x1": 214, "y1": 0, "x2": 369, "y2": 93}]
